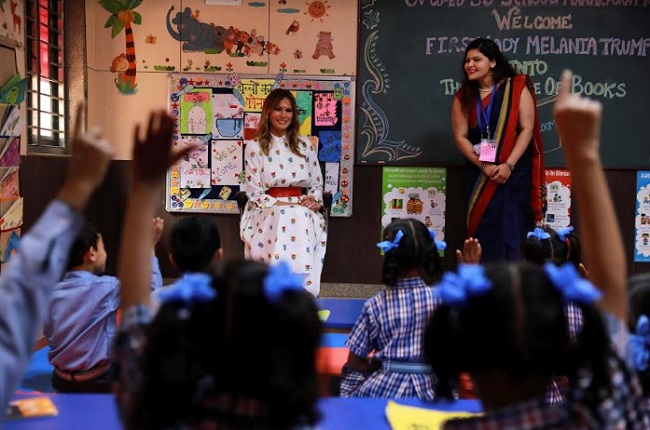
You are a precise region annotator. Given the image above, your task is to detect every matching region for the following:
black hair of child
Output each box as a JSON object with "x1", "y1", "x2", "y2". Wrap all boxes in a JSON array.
[
  {"x1": 381, "y1": 218, "x2": 443, "y2": 287},
  {"x1": 170, "y1": 216, "x2": 221, "y2": 272},
  {"x1": 628, "y1": 273, "x2": 650, "y2": 394},
  {"x1": 424, "y1": 262, "x2": 613, "y2": 421},
  {"x1": 66, "y1": 221, "x2": 100, "y2": 270},
  {"x1": 521, "y1": 226, "x2": 581, "y2": 269},
  {"x1": 129, "y1": 260, "x2": 322, "y2": 430}
]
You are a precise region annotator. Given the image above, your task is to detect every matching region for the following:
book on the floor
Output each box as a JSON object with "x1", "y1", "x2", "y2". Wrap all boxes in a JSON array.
[{"x1": 7, "y1": 397, "x2": 58, "y2": 419}]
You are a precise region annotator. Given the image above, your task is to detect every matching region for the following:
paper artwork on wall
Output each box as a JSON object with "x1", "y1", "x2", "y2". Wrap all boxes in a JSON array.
[
  {"x1": 181, "y1": 88, "x2": 213, "y2": 134},
  {"x1": 0, "y1": 136, "x2": 20, "y2": 167},
  {"x1": 212, "y1": 92, "x2": 244, "y2": 138},
  {"x1": 244, "y1": 112, "x2": 261, "y2": 140},
  {"x1": 0, "y1": 167, "x2": 19, "y2": 200},
  {"x1": 318, "y1": 131, "x2": 341, "y2": 162},
  {"x1": 314, "y1": 92, "x2": 337, "y2": 126},
  {"x1": 179, "y1": 137, "x2": 211, "y2": 189},
  {"x1": 0, "y1": 105, "x2": 23, "y2": 137},
  {"x1": 211, "y1": 139, "x2": 243, "y2": 185}
]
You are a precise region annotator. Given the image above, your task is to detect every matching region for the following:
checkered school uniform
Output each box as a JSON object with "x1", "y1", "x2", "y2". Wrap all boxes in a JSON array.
[
  {"x1": 546, "y1": 302, "x2": 584, "y2": 404},
  {"x1": 340, "y1": 278, "x2": 440, "y2": 399},
  {"x1": 442, "y1": 314, "x2": 650, "y2": 430}
]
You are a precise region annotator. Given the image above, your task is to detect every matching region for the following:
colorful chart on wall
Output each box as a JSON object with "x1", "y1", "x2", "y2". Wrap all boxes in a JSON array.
[{"x1": 166, "y1": 73, "x2": 355, "y2": 216}]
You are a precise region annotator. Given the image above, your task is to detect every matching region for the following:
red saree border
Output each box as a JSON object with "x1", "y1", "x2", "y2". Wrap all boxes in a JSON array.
[{"x1": 467, "y1": 75, "x2": 545, "y2": 237}]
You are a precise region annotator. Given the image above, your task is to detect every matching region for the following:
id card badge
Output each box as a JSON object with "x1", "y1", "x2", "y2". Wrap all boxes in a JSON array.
[{"x1": 479, "y1": 139, "x2": 497, "y2": 162}]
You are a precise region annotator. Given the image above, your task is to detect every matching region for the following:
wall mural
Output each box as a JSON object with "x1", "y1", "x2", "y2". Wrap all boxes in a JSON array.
[{"x1": 100, "y1": 0, "x2": 143, "y2": 95}]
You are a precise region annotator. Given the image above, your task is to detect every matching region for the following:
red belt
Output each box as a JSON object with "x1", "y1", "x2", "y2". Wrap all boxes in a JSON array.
[
  {"x1": 267, "y1": 187, "x2": 302, "y2": 198},
  {"x1": 54, "y1": 361, "x2": 110, "y2": 383}
]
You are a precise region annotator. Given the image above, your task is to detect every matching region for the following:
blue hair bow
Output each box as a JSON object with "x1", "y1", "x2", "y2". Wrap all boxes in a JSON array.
[
  {"x1": 157, "y1": 273, "x2": 216, "y2": 305},
  {"x1": 264, "y1": 261, "x2": 304, "y2": 303},
  {"x1": 438, "y1": 264, "x2": 492, "y2": 307},
  {"x1": 543, "y1": 263, "x2": 601, "y2": 304},
  {"x1": 429, "y1": 229, "x2": 447, "y2": 251},
  {"x1": 631, "y1": 315, "x2": 650, "y2": 372},
  {"x1": 377, "y1": 229, "x2": 404, "y2": 253},
  {"x1": 557, "y1": 226, "x2": 574, "y2": 241},
  {"x1": 527, "y1": 227, "x2": 551, "y2": 240}
]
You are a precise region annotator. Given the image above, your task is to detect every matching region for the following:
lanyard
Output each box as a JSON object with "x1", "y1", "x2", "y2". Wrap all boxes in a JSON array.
[{"x1": 475, "y1": 84, "x2": 497, "y2": 140}]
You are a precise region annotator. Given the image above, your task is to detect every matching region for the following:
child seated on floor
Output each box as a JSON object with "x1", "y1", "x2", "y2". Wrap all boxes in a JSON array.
[
  {"x1": 520, "y1": 225, "x2": 585, "y2": 404},
  {"x1": 423, "y1": 70, "x2": 650, "y2": 429},
  {"x1": 339, "y1": 218, "x2": 453, "y2": 400},
  {"x1": 112, "y1": 110, "x2": 322, "y2": 430},
  {"x1": 0, "y1": 103, "x2": 114, "y2": 413},
  {"x1": 43, "y1": 218, "x2": 163, "y2": 393}
]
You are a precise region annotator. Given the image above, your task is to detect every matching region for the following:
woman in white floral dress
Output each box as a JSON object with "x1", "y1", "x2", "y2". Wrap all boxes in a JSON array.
[{"x1": 240, "y1": 89, "x2": 327, "y2": 296}]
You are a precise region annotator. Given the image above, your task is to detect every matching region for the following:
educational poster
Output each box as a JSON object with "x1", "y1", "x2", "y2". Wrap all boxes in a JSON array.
[
  {"x1": 314, "y1": 92, "x2": 337, "y2": 126},
  {"x1": 381, "y1": 167, "x2": 447, "y2": 252},
  {"x1": 166, "y1": 74, "x2": 355, "y2": 216},
  {"x1": 544, "y1": 169, "x2": 572, "y2": 230},
  {"x1": 634, "y1": 171, "x2": 650, "y2": 262},
  {"x1": 180, "y1": 88, "x2": 212, "y2": 134}
]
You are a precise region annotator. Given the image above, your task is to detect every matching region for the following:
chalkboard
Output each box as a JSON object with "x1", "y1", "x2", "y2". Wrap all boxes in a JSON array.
[{"x1": 356, "y1": 1, "x2": 650, "y2": 168}]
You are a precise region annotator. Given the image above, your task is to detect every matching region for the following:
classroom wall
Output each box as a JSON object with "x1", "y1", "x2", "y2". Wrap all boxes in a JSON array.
[
  {"x1": 85, "y1": 0, "x2": 358, "y2": 159},
  {"x1": 19, "y1": 2, "x2": 650, "y2": 285}
]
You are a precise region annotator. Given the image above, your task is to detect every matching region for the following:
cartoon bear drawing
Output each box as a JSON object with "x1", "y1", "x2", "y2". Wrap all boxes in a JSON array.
[{"x1": 312, "y1": 31, "x2": 335, "y2": 60}]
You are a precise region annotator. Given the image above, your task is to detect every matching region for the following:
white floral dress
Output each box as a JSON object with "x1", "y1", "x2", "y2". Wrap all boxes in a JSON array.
[{"x1": 240, "y1": 134, "x2": 327, "y2": 296}]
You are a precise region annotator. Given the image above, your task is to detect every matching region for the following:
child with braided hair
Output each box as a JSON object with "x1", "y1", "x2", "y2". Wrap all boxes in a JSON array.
[{"x1": 340, "y1": 218, "x2": 450, "y2": 400}]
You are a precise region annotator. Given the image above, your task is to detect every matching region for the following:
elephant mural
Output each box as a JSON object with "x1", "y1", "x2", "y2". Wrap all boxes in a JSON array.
[{"x1": 166, "y1": 6, "x2": 220, "y2": 53}]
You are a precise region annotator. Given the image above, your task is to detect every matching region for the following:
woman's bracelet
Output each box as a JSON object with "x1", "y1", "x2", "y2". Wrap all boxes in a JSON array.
[
  {"x1": 504, "y1": 162, "x2": 515, "y2": 172},
  {"x1": 481, "y1": 163, "x2": 487, "y2": 172}
]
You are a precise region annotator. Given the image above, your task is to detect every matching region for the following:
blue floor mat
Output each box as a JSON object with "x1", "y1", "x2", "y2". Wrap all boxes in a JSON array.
[{"x1": 20, "y1": 346, "x2": 54, "y2": 392}]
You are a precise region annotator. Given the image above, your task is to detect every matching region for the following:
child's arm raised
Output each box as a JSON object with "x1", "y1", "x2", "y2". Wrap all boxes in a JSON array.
[
  {"x1": 554, "y1": 70, "x2": 625, "y2": 321},
  {"x1": 0, "y1": 103, "x2": 113, "y2": 414},
  {"x1": 118, "y1": 112, "x2": 196, "y2": 310}
]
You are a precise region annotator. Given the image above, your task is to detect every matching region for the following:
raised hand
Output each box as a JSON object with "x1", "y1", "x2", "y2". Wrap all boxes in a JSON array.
[
  {"x1": 553, "y1": 70, "x2": 602, "y2": 163},
  {"x1": 152, "y1": 217, "x2": 164, "y2": 246},
  {"x1": 58, "y1": 102, "x2": 114, "y2": 211},
  {"x1": 132, "y1": 110, "x2": 197, "y2": 188},
  {"x1": 456, "y1": 237, "x2": 482, "y2": 265}
]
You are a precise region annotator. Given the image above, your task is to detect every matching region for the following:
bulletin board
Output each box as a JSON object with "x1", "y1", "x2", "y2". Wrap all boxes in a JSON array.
[{"x1": 166, "y1": 73, "x2": 355, "y2": 217}]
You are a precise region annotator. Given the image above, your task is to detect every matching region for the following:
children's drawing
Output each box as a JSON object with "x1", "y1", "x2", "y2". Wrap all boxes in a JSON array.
[
  {"x1": 1, "y1": 230, "x2": 19, "y2": 263},
  {"x1": 0, "y1": 136, "x2": 20, "y2": 167},
  {"x1": 0, "y1": 105, "x2": 23, "y2": 137},
  {"x1": 213, "y1": 92, "x2": 243, "y2": 138},
  {"x1": 293, "y1": 90, "x2": 312, "y2": 135},
  {"x1": 211, "y1": 140, "x2": 243, "y2": 185},
  {"x1": 0, "y1": 167, "x2": 19, "y2": 199},
  {"x1": 0, "y1": 74, "x2": 27, "y2": 105},
  {"x1": 179, "y1": 137, "x2": 210, "y2": 188},
  {"x1": 314, "y1": 93, "x2": 338, "y2": 126},
  {"x1": 100, "y1": 0, "x2": 143, "y2": 95},
  {"x1": 180, "y1": 89, "x2": 213, "y2": 134},
  {"x1": 318, "y1": 131, "x2": 341, "y2": 162},
  {"x1": 244, "y1": 112, "x2": 261, "y2": 140},
  {"x1": 0, "y1": 196, "x2": 22, "y2": 230}
]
